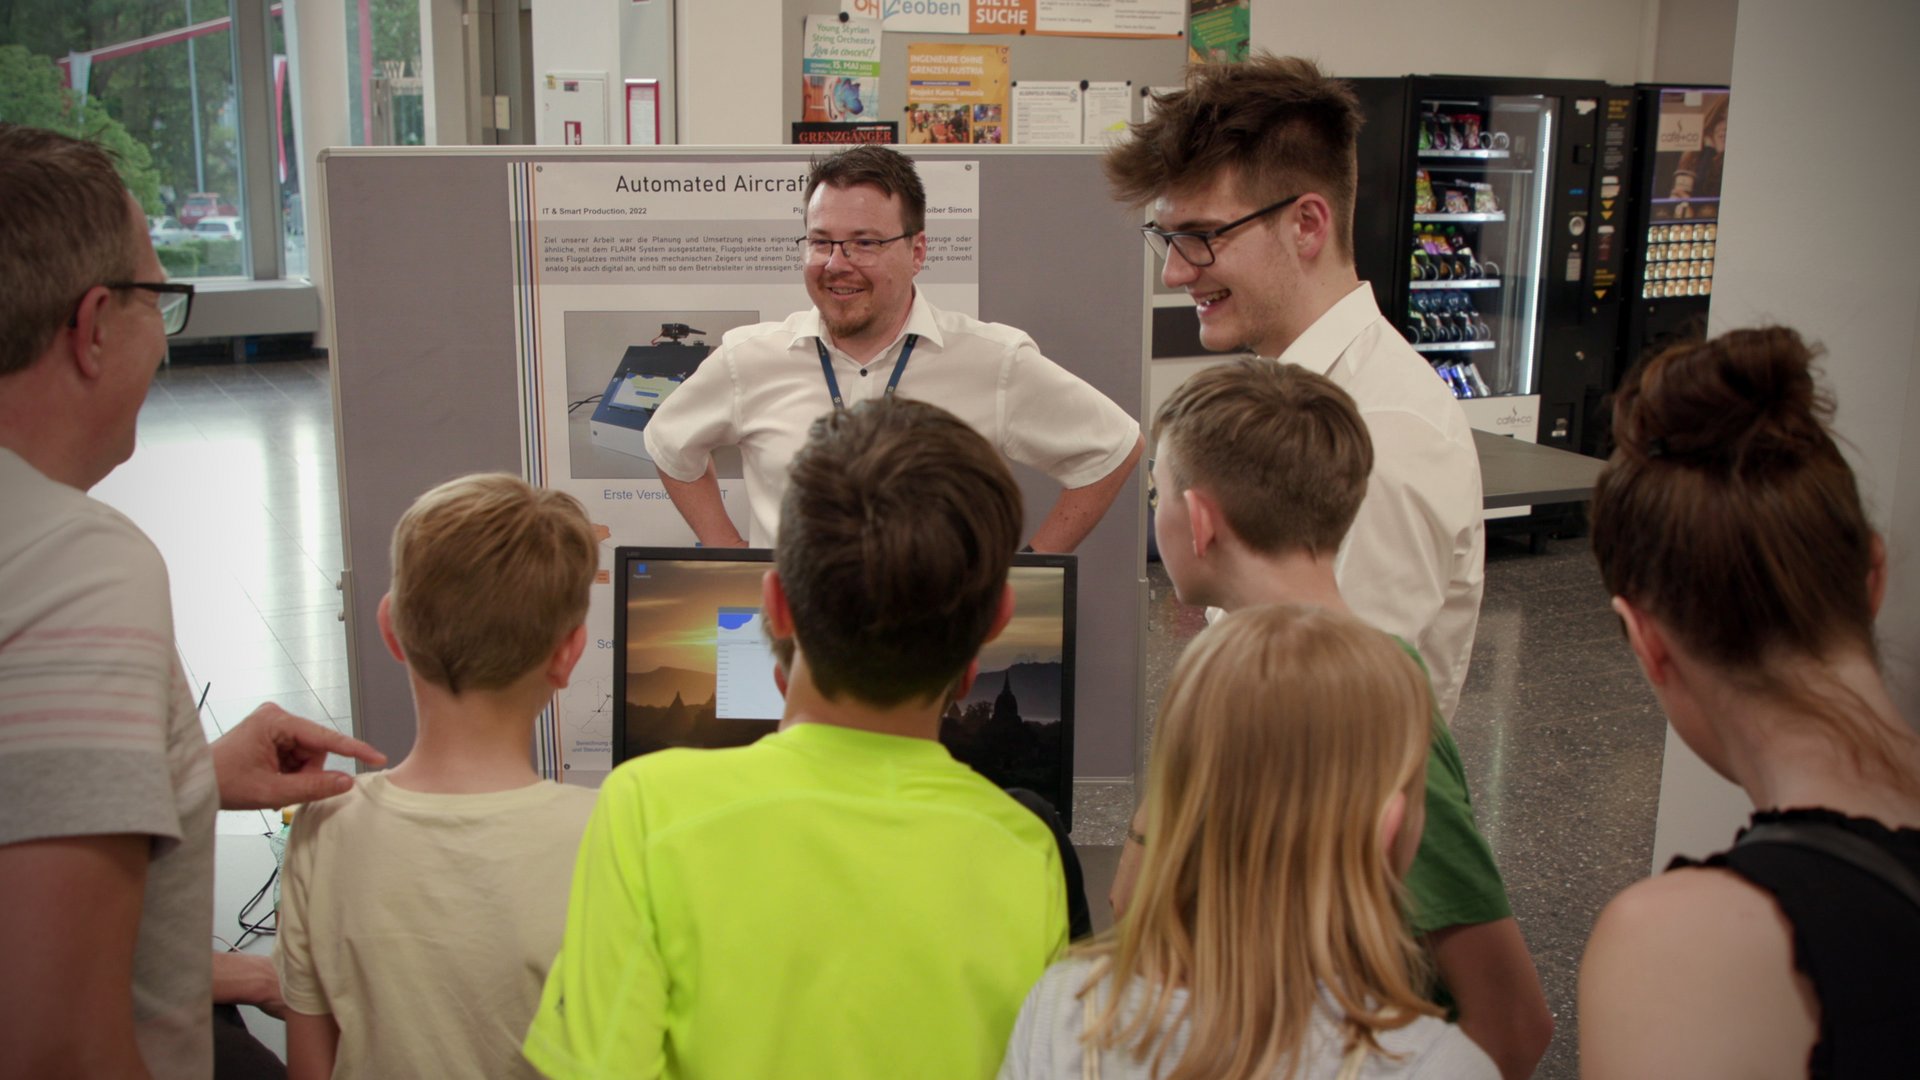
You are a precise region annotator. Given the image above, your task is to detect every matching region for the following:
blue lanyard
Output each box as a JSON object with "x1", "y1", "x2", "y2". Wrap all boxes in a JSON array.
[{"x1": 815, "y1": 333, "x2": 917, "y2": 411}]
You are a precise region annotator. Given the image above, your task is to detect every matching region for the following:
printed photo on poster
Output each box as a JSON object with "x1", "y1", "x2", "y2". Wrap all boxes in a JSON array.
[
  {"x1": 564, "y1": 311, "x2": 759, "y2": 480},
  {"x1": 908, "y1": 104, "x2": 975, "y2": 144},
  {"x1": 1650, "y1": 89, "x2": 1729, "y2": 221}
]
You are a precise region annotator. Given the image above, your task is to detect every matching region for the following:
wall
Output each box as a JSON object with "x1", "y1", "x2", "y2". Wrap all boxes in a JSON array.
[
  {"x1": 1650, "y1": 0, "x2": 1920, "y2": 869},
  {"x1": 679, "y1": 2, "x2": 1701, "y2": 144},
  {"x1": 1252, "y1": 0, "x2": 1657, "y2": 83},
  {"x1": 524, "y1": 1, "x2": 677, "y2": 145},
  {"x1": 292, "y1": 0, "x2": 351, "y2": 348},
  {"x1": 624, "y1": 0, "x2": 677, "y2": 144},
  {"x1": 1652, "y1": 0, "x2": 1738, "y2": 84},
  {"x1": 678, "y1": 0, "x2": 784, "y2": 143},
  {"x1": 418, "y1": 0, "x2": 468, "y2": 144},
  {"x1": 530, "y1": 1, "x2": 620, "y2": 143}
]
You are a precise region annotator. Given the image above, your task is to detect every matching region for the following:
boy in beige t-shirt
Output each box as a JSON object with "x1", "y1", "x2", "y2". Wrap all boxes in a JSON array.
[{"x1": 274, "y1": 474, "x2": 600, "y2": 1080}]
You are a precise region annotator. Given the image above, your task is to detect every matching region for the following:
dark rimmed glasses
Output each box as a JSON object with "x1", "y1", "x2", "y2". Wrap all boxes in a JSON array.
[
  {"x1": 75, "y1": 282, "x2": 196, "y2": 336},
  {"x1": 794, "y1": 233, "x2": 916, "y2": 264},
  {"x1": 1140, "y1": 194, "x2": 1303, "y2": 267}
]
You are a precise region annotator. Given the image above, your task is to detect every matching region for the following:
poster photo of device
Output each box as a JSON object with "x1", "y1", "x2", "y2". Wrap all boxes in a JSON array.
[{"x1": 562, "y1": 309, "x2": 758, "y2": 480}]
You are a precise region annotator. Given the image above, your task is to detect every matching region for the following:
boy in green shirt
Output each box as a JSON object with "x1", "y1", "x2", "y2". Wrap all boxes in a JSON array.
[
  {"x1": 525, "y1": 398, "x2": 1066, "y2": 1079},
  {"x1": 1114, "y1": 358, "x2": 1553, "y2": 1078}
]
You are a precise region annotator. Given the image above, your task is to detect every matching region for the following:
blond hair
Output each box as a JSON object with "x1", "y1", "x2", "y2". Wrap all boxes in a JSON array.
[
  {"x1": 1153, "y1": 359, "x2": 1372, "y2": 557},
  {"x1": 1082, "y1": 604, "x2": 1436, "y2": 1080},
  {"x1": 389, "y1": 474, "x2": 597, "y2": 694}
]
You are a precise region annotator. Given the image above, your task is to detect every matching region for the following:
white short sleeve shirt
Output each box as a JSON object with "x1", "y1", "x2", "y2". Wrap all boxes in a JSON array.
[{"x1": 643, "y1": 292, "x2": 1140, "y2": 547}]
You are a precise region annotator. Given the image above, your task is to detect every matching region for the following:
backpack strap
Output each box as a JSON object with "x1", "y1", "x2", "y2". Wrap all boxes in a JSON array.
[{"x1": 1736, "y1": 821, "x2": 1920, "y2": 912}]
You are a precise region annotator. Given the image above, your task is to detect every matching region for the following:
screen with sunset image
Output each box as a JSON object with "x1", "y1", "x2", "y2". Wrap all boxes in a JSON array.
[{"x1": 613, "y1": 549, "x2": 1075, "y2": 820}]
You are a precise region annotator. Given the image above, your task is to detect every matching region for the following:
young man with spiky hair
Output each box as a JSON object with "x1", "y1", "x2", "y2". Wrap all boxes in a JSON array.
[
  {"x1": 527, "y1": 397, "x2": 1066, "y2": 1079},
  {"x1": 1105, "y1": 54, "x2": 1483, "y2": 727}
]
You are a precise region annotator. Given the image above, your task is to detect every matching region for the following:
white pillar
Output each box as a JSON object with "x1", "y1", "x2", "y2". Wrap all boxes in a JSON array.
[
  {"x1": 289, "y1": 0, "x2": 351, "y2": 347},
  {"x1": 1650, "y1": 0, "x2": 1920, "y2": 869}
]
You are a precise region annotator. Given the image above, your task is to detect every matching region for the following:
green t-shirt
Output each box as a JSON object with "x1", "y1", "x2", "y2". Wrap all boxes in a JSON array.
[
  {"x1": 1396, "y1": 638, "x2": 1513, "y2": 935},
  {"x1": 523, "y1": 721, "x2": 1068, "y2": 1080}
]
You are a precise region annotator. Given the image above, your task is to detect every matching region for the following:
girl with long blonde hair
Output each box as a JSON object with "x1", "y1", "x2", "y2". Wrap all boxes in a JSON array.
[{"x1": 1000, "y1": 604, "x2": 1497, "y2": 1079}]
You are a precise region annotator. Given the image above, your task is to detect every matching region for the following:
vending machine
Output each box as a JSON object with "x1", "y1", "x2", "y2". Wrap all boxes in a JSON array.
[
  {"x1": 1604, "y1": 85, "x2": 1730, "y2": 453},
  {"x1": 1350, "y1": 77, "x2": 1636, "y2": 471}
]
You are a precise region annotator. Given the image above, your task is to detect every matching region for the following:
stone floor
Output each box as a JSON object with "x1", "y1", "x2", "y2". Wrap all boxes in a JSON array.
[{"x1": 100, "y1": 355, "x2": 1665, "y2": 1078}]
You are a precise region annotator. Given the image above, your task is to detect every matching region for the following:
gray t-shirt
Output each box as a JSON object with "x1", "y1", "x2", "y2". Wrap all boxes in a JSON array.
[
  {"x1": 999, "y1": 957, "x2": 1498, "y2": 1080},
  {"x1": 0, "y1": 448, "x2": 218, "y2": 1078}
]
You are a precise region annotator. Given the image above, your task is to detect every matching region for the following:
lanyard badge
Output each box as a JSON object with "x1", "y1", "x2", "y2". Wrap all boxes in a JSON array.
[{"x1": 816, "y1": 333, "x2": 918, "y2": 411}]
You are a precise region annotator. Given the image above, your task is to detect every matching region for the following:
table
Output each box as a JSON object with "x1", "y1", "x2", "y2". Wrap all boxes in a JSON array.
[{"x1": 1475, "y1": 428, "x2": 1607, "y2": 510}]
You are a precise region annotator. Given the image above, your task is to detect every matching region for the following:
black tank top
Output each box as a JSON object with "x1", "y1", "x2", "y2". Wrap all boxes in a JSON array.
[{"x1": 1670, "y1": 807, "x2": 1920, "y2": 1078}]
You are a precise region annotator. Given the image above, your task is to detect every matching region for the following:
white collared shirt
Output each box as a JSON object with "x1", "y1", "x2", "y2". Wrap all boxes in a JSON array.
[
  {"x1": 1278, "y1": 283, "x2": 1485, "y2": 722},
  {"x1": 644, "y1": 291, "x2": 1140, "y2": 547}
]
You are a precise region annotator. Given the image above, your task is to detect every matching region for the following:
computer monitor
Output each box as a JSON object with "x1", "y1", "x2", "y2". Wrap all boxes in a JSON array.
[{"x1": 612, "y1": 546, "x2": 1077, "y2": 827}]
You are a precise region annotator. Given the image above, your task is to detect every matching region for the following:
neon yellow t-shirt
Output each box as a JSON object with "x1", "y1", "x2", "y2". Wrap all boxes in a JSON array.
[{"x1": 524, "y1": 721, "x2": 1067, "y2": 1079}]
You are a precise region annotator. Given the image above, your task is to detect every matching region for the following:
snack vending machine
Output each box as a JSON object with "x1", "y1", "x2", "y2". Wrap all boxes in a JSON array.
[
  {"x1": 1351, "y1": 77, "x2": 1634, "y2": 473},
  {"x1": 1606, "y1": 85, "x2": 1730, "y2": 452}
]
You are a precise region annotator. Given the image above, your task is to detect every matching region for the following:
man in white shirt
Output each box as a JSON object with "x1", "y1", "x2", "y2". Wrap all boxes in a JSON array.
[
  {"x1": 644, "y1": 145, "x2": 1143, "y2": 551},
  {"x1": 1102, "y1": 58, "x2": 1550, "y2": 1080}
]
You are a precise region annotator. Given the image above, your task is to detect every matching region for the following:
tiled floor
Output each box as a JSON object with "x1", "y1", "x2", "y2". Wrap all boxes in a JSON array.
[{"x1": 97, "y1": 356, "x2": 1663, "y2": 1079}]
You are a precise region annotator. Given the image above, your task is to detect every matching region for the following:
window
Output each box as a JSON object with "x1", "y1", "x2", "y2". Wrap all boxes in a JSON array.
[{"x1": 0, "y1": 1, "x2": 299, "y2": 282}]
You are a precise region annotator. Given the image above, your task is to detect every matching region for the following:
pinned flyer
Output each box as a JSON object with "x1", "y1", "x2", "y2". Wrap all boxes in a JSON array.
[
  {"x1": 1012, "y1": 82, "x2": 1083, "y2": 146},
  {"x1": 801, "y1": 14, "x2": 882, "y2": 125}
]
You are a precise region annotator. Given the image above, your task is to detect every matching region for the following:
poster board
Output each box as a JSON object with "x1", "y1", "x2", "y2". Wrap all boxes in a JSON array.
[
  {"x1": 782, "y1": 0, "x2": 1189, "y2": 142},
  {"x1": 320, "y1": 146, "x2": 1149, "y2": 788}
]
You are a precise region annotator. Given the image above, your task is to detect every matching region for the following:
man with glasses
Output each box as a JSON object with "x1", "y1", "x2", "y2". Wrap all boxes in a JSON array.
[
  {"x1": 1102, "y1": 58, "x2": 1551, "y2": 1080},
  {"x1": 0, "y1": 124, "x2": 382, "y2": 1077},
  {"x1": 643, "y1": 144, "x2": 1141, "y2": 552}
]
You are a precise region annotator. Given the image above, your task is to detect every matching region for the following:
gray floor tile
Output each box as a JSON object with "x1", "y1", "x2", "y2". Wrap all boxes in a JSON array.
[{"x1": 278, "y1": 629, "x2": 351, "y2": 665}]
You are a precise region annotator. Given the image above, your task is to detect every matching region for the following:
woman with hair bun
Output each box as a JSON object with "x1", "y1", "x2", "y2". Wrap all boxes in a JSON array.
[
  {"x1": 1000, "y1": 604, "x2": 1497, "y2": 1080},
  {"x1": 1580, "y1": 326, "x2": 1920, "y2": 1077}
]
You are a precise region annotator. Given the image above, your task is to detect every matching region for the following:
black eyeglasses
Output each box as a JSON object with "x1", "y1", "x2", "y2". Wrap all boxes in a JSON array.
[
  {"x1": 1141, "y1": 194, "x2": 1303, "y2": 267},
  {"x1": 71, "y1": 282, "x2": 196, "y2": 336},
  {"x1": 794, "y1": 233, "x2": 916, "y2": 264}
]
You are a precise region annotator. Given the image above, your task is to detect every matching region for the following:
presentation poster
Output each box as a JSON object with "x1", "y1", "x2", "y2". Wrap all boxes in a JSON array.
[
  {"x1": 906, "y1": 44, "x2": 1010, "y2": 144},
  {"x1": 507, "y1": 160, "x2": 981, "y2": 781}
]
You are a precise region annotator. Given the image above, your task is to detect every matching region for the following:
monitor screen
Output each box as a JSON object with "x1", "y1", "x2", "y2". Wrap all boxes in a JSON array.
[{"x1": 612, "y1": 547, "x2": 1076, "y2": 827}]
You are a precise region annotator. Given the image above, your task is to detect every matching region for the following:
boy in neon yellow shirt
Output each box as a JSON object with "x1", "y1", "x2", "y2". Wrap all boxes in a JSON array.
[{"x1": 526, "y1": 399, "x2": 1067, "y2": 1079}]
